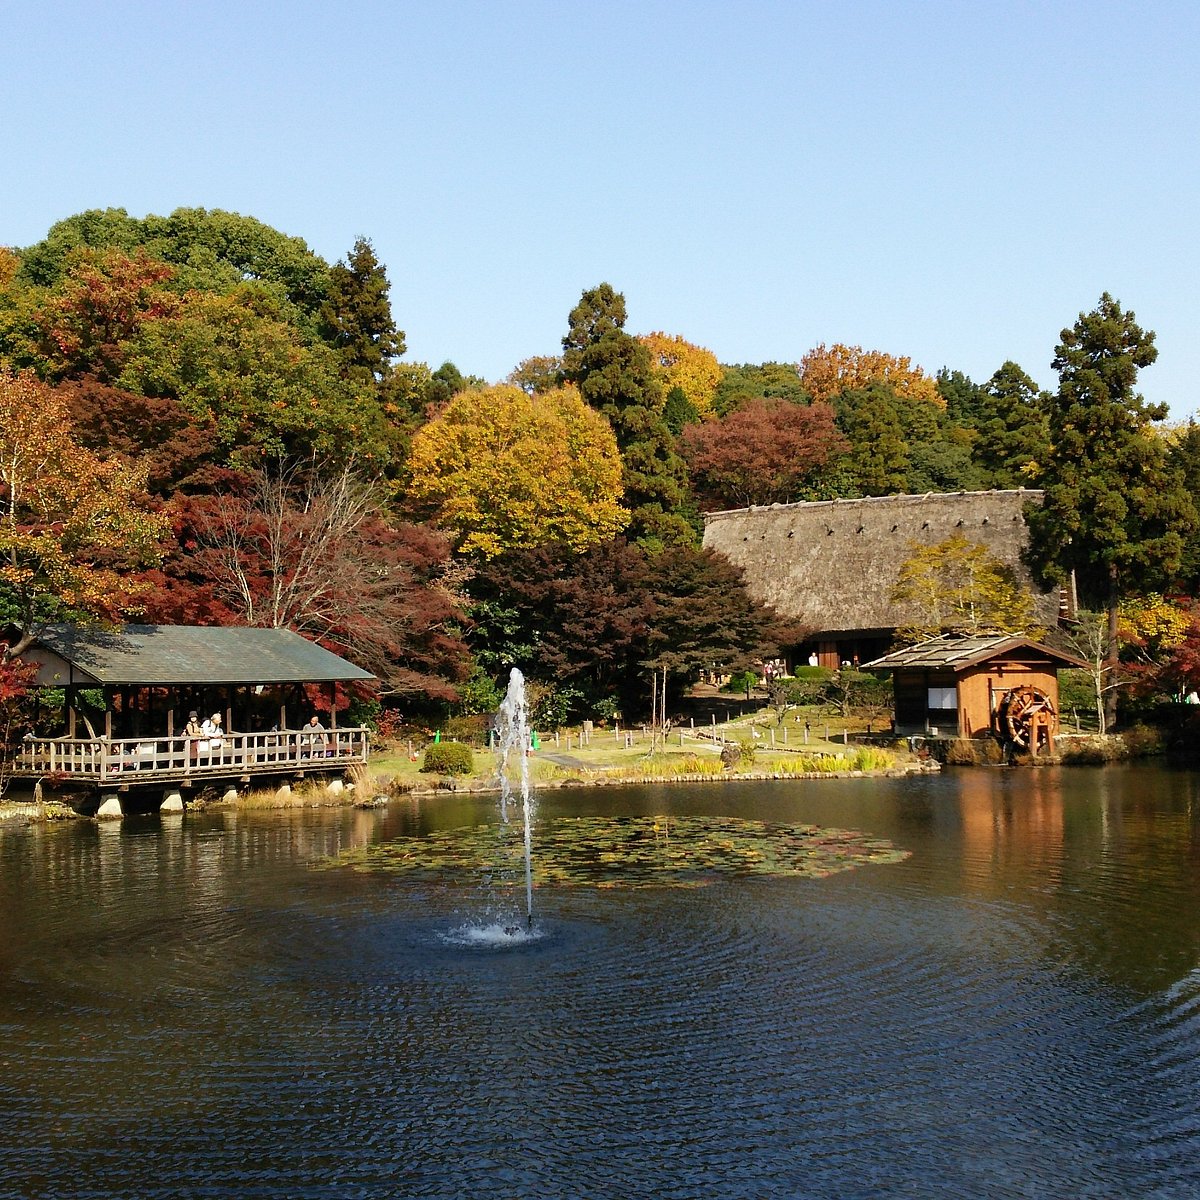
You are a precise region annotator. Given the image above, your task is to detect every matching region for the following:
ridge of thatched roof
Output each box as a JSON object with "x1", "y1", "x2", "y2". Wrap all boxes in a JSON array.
[{"x1": 701, "y1": 490, "x2": 1056, "y2": 635}]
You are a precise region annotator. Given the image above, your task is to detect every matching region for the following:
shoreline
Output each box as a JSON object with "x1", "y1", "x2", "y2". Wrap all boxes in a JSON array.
[{"x1": 0, "y1": 758, "x2": 940, "y2": 823}]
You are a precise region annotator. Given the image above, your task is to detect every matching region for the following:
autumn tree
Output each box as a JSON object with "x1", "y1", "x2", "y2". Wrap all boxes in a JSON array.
[
  {"x1": 37, "y1": 247, "x2": 179, "y2": 383},
  {"x1": 466, "y1": 538, "x2": 777, "y2": 719},
  {"x1": 891, "y1": 534, "x2": 1040, "y2": 643},
  {"x1": 171, "y1": 465, "x2": 468, "y2": 702},
  {"x1": 1026, "y1": 293, "x2": 1197, "y2": 729},
  {"x1": 638, "y1": 332, "x2": 722, "y2": 418},
  {"x1": 561, "y1": 284, "x2": 694, "y2": 548},
  {"x1": 799, "y1": 343, "x2": 942, "y2": 407},
  {"x1": 407, "y1": 383, "x2": 628, "y2": 557},
  {"x1": 682, "y1": 398, "x2": 846, "y2": 509},
  {"x1": 0, "y1": 370, "x2": 167, "y2": 654}
]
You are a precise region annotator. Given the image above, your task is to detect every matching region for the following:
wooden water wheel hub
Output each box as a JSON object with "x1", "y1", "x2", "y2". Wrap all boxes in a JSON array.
[{"x1": 995, "y1": 685, "x2": 1056, "y2": 750}]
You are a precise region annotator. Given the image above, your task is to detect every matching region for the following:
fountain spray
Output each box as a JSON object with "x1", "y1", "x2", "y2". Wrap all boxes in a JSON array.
[{"x1": 496, "y1": 667, "x2": 535, "y2": 927}]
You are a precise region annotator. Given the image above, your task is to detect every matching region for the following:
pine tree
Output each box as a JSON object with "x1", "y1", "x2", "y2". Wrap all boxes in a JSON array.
[
  {"x1": 561, "y1": 284, "x2": 694, "y2": 548},
  {"x1": 1026, "y1": 293, "x2": 1196, "y2": 728},
  {"x1": 321, "y1": 237, "x2": 404, "y2": 385}
]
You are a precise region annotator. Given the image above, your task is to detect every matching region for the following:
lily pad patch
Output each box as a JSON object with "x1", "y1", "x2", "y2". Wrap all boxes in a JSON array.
[{"x1": 313, "y1": 815, "x2": 909, "y2": 889}]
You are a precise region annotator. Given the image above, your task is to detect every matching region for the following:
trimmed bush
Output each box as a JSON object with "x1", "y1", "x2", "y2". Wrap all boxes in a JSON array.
[{"x1": 421, "y1": 741, "x2": 474, "y2": 776}]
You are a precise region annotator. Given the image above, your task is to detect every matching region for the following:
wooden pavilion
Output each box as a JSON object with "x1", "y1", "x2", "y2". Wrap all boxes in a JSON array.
[
  {"x1": 8, "y1": 624, "x2": 374, "y2": 797},
  {"x1": 863, "y1": 634, "x2": 1086, "y2": 755}
]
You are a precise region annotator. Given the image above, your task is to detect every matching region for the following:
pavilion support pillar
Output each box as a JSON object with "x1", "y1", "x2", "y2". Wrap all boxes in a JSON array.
[
  {"x1": 161, "y1": 790, "x2": 184, "y2": 813},
  {"x1": 97, "y1": 795, "x2": 123, "y2": 819}
]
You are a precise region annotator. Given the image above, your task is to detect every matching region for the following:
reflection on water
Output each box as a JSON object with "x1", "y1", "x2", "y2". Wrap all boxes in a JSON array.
[{"x1": 2, "y1": 766, "x2": 1200, "y2": 1197}]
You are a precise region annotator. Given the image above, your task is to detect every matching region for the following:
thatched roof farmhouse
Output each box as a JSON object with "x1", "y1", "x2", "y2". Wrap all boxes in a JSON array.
[{"x1": 702, "y1": 490, "x2": 1064, "y2": 667}]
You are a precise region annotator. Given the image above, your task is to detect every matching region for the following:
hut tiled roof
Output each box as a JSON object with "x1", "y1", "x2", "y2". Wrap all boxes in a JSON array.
[
  {"x1": 701, "y1": 489, "x2": 1057, "y2": 635},
  {"x1": 862, "y1": 633, "x2": 1086, "y2": 673},
  {"x1": 27, "y1": 625, "x2": 374, "y2": 686}
]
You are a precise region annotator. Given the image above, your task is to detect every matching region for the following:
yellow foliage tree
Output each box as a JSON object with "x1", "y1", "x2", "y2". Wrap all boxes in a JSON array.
[
  {"x1": 799, "y1": 343, "x2": 942, "y2": 407},
  {"x1": 0, "y1": 370, "x2": 168, "y2": 654},
  {"x1": 638, "y1": 332, "x2": 722, "y2": 417},
  {"x1": 407, "y1": 384, "x2": 629, "y2": 558}
]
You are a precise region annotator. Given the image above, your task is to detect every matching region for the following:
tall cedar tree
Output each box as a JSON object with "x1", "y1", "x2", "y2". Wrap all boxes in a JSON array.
[
  {"x1": 321, "y1": 238, "x2": 405, "y2": 385},
  {"x1": 1026, "y1": 293, "x2": 1196, "y2": 728},
  {"x1": 561, "y1": 284, "x2": 695, "y2": 549}
]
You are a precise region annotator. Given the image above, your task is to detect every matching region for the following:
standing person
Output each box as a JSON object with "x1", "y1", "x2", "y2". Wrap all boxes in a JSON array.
[{"x1": 185, "y1": 710, "x2": 203, "y2": 760}]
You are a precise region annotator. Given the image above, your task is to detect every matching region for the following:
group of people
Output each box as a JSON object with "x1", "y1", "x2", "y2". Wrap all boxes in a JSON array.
[
  {"x1": 182, "y1": 711, "x2": 330, "y2": 758},
  {"x1": 184, "y1": 711, "x2": 225, "y2": 756}
]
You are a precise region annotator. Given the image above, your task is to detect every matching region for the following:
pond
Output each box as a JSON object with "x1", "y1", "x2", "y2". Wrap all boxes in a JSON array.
[{"x1": 3, "y1": 764, "x2": 1200, "y2": 1198}]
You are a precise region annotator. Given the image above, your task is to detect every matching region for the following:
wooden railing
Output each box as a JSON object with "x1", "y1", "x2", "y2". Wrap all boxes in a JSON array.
[{"x1": 12, "y1": 728, "x2": 370, "y2": 783}]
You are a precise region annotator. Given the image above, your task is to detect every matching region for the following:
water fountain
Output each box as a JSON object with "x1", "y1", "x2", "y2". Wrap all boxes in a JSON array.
[{"x1": 495, "y1": 666, "x2": 535, "y2": 930}]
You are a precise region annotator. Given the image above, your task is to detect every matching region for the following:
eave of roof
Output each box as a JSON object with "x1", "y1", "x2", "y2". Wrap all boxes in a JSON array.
[{"x1": 29, "y1": 625, "x2": 375, "y2": 686}]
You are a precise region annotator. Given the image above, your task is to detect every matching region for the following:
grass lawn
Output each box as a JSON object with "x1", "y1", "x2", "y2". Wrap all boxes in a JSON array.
[{"x1": 368, "y1": 702, "x2": 908, "y2": 791}]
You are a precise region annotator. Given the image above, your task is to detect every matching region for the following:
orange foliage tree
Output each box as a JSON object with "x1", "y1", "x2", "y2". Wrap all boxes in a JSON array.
[
  {"x1": 638, "y1": 332, "x2": 722, "y2": 417},
  {"x1": 799, "y1": 343, "x2": 942, "y2": 407},
  {"x1": 0, "y1": 370, "x2": 168, "y2": 655}
]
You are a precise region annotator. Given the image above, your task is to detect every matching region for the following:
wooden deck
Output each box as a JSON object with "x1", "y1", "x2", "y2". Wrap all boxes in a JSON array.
[{"x1": 12, "y1": 729, "x2": 369, "y2": 789}]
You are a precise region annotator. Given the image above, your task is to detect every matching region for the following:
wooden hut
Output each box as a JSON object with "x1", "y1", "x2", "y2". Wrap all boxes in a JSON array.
[
  {"x1": 8, "y1": 624, "x2": 374, "y2": 796},
  {"x1": 862, "y1": 634, "x2": 1086, "y2": 754},
  {"x1": 702, "y1": 490, "x2": 1069, "y2": 668}
]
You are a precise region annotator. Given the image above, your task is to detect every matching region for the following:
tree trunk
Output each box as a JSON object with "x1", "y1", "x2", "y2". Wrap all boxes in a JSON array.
[{"x1": 1104, "y1": 566, "x2": 1120, "y2": 732}]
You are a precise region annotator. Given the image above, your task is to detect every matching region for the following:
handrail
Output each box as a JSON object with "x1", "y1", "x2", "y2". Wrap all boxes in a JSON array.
[{"x1": 12, "y1": 727, "x2": 370, "y2": 780}]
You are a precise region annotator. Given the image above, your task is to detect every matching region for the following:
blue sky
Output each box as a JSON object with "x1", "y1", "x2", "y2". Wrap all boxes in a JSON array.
[{"x1": 3, "y1": 0, "x2": 1197, "y2": 415}]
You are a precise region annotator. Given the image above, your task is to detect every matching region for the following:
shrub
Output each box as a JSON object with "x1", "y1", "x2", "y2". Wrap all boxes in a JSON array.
[
  {"x1": 1059, "y1": 736, "x2": 1121, "y2": 765},
  {"x1": 719, "y1": 742, "x2": 742, "y2": 770},
  {"x1": 1121, "y1": 724, "x2": 1163, "y2": 758},
  {"x1": 443, "y1": 714, "x2": 489, "y2": 747},
  {"x1": 421, "y1": 741, "x2": 474, "y2": 776}
]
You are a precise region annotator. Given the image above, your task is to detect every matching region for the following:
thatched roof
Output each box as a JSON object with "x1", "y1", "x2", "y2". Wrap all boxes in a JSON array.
[
  {"x1": 862, "y1": 633, "x2": 1085, "y2": 673},
  {"x1": 701, "y1": 490, "x2": 1058, "y2": 636}
]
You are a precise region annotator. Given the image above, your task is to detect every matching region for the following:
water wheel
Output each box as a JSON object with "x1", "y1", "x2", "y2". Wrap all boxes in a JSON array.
[{"x1": 995, "y1": 685, "x2": 1057, "y2": 753}]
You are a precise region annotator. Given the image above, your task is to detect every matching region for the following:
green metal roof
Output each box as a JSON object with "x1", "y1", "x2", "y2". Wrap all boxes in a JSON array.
[{"x1": 31, "y1": 625, "x2": 375, "y2": 686}]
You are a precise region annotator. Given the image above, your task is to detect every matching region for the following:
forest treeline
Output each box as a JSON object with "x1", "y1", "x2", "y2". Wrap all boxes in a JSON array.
[{"x1": 2, "y1": 206, "x2": 1199, "y2": 729}]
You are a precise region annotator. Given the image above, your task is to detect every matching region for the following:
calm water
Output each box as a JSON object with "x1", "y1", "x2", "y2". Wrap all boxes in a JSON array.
[{"x1": 3, "y1": 765, "x2": 1200, "y2": 1198}]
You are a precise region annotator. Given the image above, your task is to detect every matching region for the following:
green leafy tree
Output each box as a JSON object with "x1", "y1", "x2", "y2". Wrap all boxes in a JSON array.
[
  {"x1": 970, "y1": 361, "x2": 1050, "y2": 487},
  {"x1": 1026, "y1": 293, "x2": 1197, "y2": 728},
  {"x1": 834, "y1": 383, "x2": 909, "y2": 495},
  {"x1": 712, "y1": 362, "x2": 808, "y2": 416},
  {"x1": 562, "y1": 284, "x2": 694, "y2": 548},
  {"x1": 1167, "y1": 422, "x2": 1200, "y2": 592},
  {"x1": 117, "y1": 287, "x2": 388, "y2": 470},
  {"x1": 19, "y1": 207, "x2": 335, "y2": 338},
  {"x1": 936, "y1": 367, "x2": 990, "y2": 427}
]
